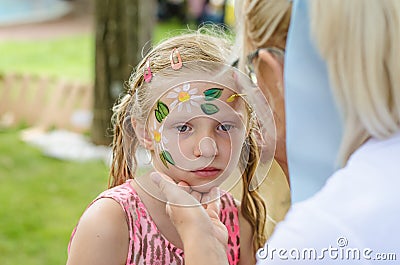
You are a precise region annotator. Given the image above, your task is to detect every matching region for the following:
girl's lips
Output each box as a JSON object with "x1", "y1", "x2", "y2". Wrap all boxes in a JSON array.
[{"x1": 191, "y1": 167, "x2": 221, "y2": 178}]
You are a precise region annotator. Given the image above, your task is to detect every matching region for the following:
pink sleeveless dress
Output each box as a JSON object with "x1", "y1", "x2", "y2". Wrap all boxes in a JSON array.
[{"x1": 69, "y1": 180, "x2": 241, "y2": 265}]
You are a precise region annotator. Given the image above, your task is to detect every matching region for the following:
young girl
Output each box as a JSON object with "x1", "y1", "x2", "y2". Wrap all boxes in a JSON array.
[{"x1": 67, "y1": 28, "x2": 273, "y2": 265}]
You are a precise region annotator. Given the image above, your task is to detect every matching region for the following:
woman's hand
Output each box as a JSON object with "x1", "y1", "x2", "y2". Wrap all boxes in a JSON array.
[{"x1": 151, "y1": 172, "x2": 229, "y2": 265}]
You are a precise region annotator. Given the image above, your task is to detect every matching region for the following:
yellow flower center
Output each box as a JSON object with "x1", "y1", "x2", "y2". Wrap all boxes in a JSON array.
[
  {"x1": 153, "y1": 131, "x2": 161, "y2": 142},
  {"x1": 178, "y1": 91, "x2": 190, "y2": 102}
]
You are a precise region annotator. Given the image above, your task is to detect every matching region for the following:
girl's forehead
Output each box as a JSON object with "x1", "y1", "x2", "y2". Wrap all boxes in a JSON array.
[
  {"x1": 147, "y1": 81, "x2": 249, "y2": 127},
  {"x1": 162, "y1": 81, "x2": 237, "y2": 100},
  {"x1": 151, "y1": 81, "x2": 248, "y2": 120}
]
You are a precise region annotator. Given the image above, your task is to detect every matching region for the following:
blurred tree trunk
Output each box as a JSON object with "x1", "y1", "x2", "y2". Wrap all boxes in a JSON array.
[{"x1": 91, "y1": 0, "x2": 156, "y2": 145}]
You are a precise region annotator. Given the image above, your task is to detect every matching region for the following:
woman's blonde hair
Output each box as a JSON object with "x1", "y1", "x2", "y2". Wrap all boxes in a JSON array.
[
  {"x1": 109, "y1": 27, "x2": 267, "y2": 251},
  {"x1": 235, "y1": 0, "x2": 292, "y2": 70},
  {"x1": 311, "y1": 0, "x2": 400, "y2": 165}
]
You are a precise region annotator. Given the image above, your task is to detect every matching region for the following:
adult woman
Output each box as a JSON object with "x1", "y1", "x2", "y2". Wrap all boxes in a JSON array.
[
  {"x1": 237, "y1": 0, "x2": 342, "y2": 203},
  {"x1": 153, "y1": 0, "x2": 400, "y2": 264},
  {"x1": 235, "y1": 0, "x2": 291, "y2": 179},
  {"x1": 227, "y1": 0, "x2": 292, "y2": 240}
]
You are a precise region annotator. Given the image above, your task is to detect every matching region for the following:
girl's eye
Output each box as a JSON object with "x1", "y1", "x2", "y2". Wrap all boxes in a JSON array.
[
  {"x1": 176, "y1": 124, "x2": 191, "y2": 133},
  {"x1": 218, "y1": 124, "x2": 234, "y2": 132}
]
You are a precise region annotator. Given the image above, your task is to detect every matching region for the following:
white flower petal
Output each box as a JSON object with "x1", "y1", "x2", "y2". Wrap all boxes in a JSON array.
[
  {"x1": 162, "y1": 136, "x2": 169, "y2": 144},
  {"x1": 189, "y1": 88, "x2": 198, "y2": 94},
  {"x1": 178, "y1": 103, "x2": 183, "y2": 112},
  {"x1": 174, "y1": 87, "x2": 181, "y2": 93},
  {"x1": 183, "y1": 83, "x2": 190, "y2": 91},
  {"x1": 191, "y1": 95, "x2": 202, "y2": 101},
  {"x1": 166, "y1": 92, "x2": 178, "y2": 98},
  {"x1": 191, "y1": 101, "x2": 200, "y2": 107},
  {"x1": 170, "y1": 100, "x2": 178, "y2": 109}
]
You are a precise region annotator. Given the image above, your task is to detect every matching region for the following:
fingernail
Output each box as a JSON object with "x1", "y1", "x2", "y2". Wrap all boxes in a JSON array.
[{"x1": 150, "y1": 172, "x2": 161, "y2": 185}]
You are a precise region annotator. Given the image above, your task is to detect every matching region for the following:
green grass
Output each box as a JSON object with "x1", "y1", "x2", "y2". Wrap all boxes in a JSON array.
[
  {"x1": 0, "y1": 20, "x2": 196, "y2": 84},
  {"x1": 0, "y1": 34, "x2": 94, "y2": 83},
  {"x1": 0, "y1": 128, "x2": 108, "y2": 265}
]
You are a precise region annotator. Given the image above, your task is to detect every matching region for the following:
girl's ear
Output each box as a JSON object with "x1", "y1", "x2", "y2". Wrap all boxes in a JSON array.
[{"x1": 132, "y1": 118, "x2": 154, "y2": 150}]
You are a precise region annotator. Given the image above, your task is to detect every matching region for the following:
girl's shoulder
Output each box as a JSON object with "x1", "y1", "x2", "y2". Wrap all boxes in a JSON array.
[
  {"x1": 68, "y1": 188, "x2": 130, "y2": 264},
  {"x1": 69, "y1": 180, "x2": 142, "y2": 232},
  {"x1": 98, "y1": 180, "x2": 137, "y2": 201},
  {"x1": 92, "y1": 180, "x2": 145, "y2": 219}
]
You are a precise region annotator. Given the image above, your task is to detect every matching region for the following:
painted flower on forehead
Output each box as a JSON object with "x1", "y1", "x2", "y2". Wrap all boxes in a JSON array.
[{"x1": 166, "y1": 83, "x2": 201, "y2": 112}]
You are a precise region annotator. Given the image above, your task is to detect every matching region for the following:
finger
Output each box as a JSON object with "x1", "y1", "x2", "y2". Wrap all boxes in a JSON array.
[
  {"x1": 177, "y1": 182, "x2": 204, "y2": 204},
  {"x1": 165, "y1": 201, "x2": 172, "y2": 219},
  {"x1": 150, "y1": 172, "x2": 200, "y2": 206},
  {"x1": 177, "y1": 181, "x2": 191, "y2": 194},
  {"x1": 151, "y1": 171, "x2": 175, "y2": 186},
  {"x1": 190, "y1": 189, "x2": 204, "y2": 202},
  {"x1": 177, "y1": 181, "x2": 210, "y2": 203},
  {"x1": 204, "y1": 187, "x2": 221, "y2": 219}
]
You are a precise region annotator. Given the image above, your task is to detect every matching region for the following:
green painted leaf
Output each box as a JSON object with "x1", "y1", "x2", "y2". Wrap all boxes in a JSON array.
[
  {"x1": 161, "y1": 150, "x2": 175, "y2": 165},
  {"x1": 158, "y1": 101, "x2": 169, "y2": 116},
  {"x1": 204, "y1": 88, "x2": 223, "y2": 101},
  {"x1": 155, "y1": 110, "x2": 163, "y2": 123},
  {"x1": 154, "y1": 101, "x2": 169, "y2": 123},
  {"x1": 159, "y1": 152, "x2": 168, "y2": 168},
  {"x1": 201, "y1": 103, "x2": 220, "y2": 115}
]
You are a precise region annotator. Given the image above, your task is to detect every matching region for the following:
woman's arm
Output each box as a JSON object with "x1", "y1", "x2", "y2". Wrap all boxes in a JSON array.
[
  {"x1": 151, "y1": 172, "x2": 229, "y2": 265},
  {"x1": 66, "y1": 198, "x2": 129, "y2": 265}
]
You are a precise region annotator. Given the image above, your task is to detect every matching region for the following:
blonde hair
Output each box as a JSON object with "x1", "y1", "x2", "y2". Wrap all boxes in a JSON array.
[
  {"x1": 310, "y1": 0, "x2": 400, "y2": 165},
  {"x1": 235, "y1": 0, "x2": 292, "y2": 70},
  {"x1": 109, "y1": 27, "x2": 267, "y2": 251}
]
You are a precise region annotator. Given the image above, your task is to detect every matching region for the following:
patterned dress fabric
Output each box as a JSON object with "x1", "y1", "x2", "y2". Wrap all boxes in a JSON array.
[{"x1": 69, "y1": 180, "x2": 240, "y2": 265}]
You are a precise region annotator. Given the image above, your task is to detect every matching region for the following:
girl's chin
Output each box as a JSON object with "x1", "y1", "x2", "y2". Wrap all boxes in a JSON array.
[
  {"x1": 187, "y1": 181, "x2": 221, "y2": 194},
  {"x1": 155, "y1": 170, "x2": 227, "y2": 192}
]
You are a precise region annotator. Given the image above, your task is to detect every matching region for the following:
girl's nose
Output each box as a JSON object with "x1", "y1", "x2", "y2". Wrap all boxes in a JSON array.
[{"x1": 194, "y1": 136, "x2": 218, "y2": 158}]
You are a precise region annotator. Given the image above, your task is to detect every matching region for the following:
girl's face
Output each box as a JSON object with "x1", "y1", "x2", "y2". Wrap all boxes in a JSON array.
[{"x1": 148, "y1": 82, "x2": 249, "y2": 192}]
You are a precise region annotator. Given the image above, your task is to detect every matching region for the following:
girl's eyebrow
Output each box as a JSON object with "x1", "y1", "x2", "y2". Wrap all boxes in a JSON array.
[{"x1": 163, "y1": 112, "x2": 246, "y2": 125}]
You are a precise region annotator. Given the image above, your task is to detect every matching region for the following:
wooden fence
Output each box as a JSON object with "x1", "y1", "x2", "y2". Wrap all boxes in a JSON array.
[{"x1": 0, "y1": 72, "x2": 93, "y2": 133}]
